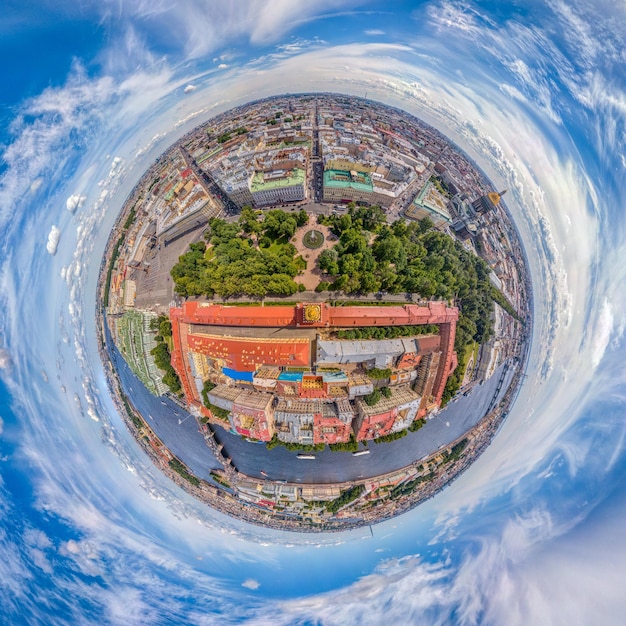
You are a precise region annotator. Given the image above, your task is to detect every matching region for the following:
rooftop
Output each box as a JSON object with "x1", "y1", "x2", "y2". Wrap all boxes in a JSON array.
[
  {"x1": 176, "y1": 301, "x2": 458, "y2": 329},
  {"x1": 276, "y1": 399, "x2": 319, "y2": 414},
  {"x1": 411, "y1": 181, "x2": 452, "y2": 222},
  {"x1": 209, "y1": 384, "x2": 242, "y2": 403},
  {"x1": 250, "y1": 167, "x2": 305, "y2": 192},
  {"x1": 317, "y1": 336, "x2": 440, "y2": 366},
  {"x1": 233, "y1": 389, "x2": 274, "y2": 411},
  {"x1": 186, "y1": 332, "x2": 311, "y2": 370},
  {"x1": 323, "y1": 169, "x2": 373, "y2": 193},
  {"x1": 356, "y1": 386, "x2": 421, "y2": 416}
]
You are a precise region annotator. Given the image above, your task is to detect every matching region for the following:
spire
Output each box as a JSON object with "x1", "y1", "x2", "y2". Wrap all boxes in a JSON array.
[{"x1": 487, "y1": 189, "x2": 507, "y2": 207}]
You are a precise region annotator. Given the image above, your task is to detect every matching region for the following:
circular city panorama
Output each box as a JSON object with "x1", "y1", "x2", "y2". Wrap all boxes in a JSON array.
[{"x1": 98, "y1": 94, "x2": 531, "y2": 531}]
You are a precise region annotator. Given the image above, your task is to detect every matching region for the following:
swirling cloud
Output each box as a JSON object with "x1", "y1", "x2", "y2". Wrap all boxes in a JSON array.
[{"x1": 0, "y1": 0, "x2": 625, "y2": 623}]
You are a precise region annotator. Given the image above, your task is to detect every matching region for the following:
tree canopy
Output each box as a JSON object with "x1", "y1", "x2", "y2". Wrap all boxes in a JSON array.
[
  {"x1": 170, "y1": 211, "x2": 305, "y2": 298},
  {"x1": 317, "y1": 209, "x2": 495, "y2": 349}
]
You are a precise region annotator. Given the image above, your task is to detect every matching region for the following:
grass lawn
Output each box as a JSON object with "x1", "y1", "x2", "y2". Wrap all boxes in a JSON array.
[
  {"x1": 461, "y1": 341, "x2": 478, "y2": 379},
  {"x1": 267, "y1": 240, "x2": 289, "y2": 254}
]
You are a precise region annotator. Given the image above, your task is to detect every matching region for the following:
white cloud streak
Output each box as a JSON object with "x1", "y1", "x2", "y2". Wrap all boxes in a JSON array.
[
  {"x1": 1, "y1": 0, "x2": 625, "y2": 623},
  {"x1": 46, "y1": 226, "x2": 61, "y2": 255},
  {"x1": 66, "y1": 194, "x2": 87, "y2": 213}
]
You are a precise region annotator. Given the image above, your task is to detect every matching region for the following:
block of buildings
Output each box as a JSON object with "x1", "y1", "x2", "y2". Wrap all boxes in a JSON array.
[
  {"x1": 472, "y1": 190, "x2": 507, "y2": 214},
  {"x1": 354, "y1": 387, "x2": 421, "y2": 440},
  {"x1": 230, "y1": 390, "x2": 275, "y2": 440},
  {"x1": 114, "y1": 309, "x2": 167, "y2": 396},
  {"x1": 313, "y1": 401, "x2": 354, "y2": 445},
  {"x1": 323, "y1": 169, "x2": 374, "y2": 205},
  {"x1": 168, "y1": 300, "x2": 458, "y2": 439},
  {"x1": 405, "y1": 180, "x2": 452, "y2": 226},
  {"x1": 274, "y1": 399, "x2": 317, "y2": 445},
  {"x1": 250, "y1": 167, "x2": 306, "y2": 206},
  {"x1": 316, "y1": 336, "x2": 441, "y2": 369}
]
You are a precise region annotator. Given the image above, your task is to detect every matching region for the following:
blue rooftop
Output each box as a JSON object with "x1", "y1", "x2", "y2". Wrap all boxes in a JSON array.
[{"x1": 223, "y1": 367, "x2": 254, "y2": 382}]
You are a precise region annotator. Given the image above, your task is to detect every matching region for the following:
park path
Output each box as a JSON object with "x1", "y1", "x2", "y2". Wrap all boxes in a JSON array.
[{"x1": 291, "y1": 223, "x2": 336, "y2": 290}]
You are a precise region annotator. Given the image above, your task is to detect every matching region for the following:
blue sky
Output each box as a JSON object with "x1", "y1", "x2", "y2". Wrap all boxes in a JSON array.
[{"x1": 1, "y1": 1, "x2": 626, "y2": 624}]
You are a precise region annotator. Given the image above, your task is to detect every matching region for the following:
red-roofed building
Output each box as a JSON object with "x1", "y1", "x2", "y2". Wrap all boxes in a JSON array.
[
  {"x1": 174, "y1": 301, "x2": 458, "y2": 328},
  {"x1": 313, "y1": 403, "x2": 353, "y2": 444},
  {"x1": 354, "y1": 387, "x2": 421, "y2": 440},
  {"x1": 354, "y1": 406, "x2": 397, "y2": 440},
  {"x1": 230, "y1": 391, "x2": 274, "y2": 440},
  {"x1": 169, "y1": 299, "x2": 458, "y2": 433},
  {"x1": 186, "y1": 333, "x2": 311, "y2": 371}
]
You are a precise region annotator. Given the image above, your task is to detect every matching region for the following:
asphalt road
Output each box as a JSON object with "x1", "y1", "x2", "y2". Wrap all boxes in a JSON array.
[
  {"x1": 108, "y1": 337, "x2": 223, "y2": 481},
  {"x1": 211, "y1": 361, "x2": 515, "y2": 483},
  {"x1": 106, "y1": 323, "x2": 515, "y2": 485}
]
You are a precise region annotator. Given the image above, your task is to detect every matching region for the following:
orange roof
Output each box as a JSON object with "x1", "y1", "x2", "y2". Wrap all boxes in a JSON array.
[
  {"x1": 187, "y1": 333, "x2": 311, "y2": 370},
  {"x1": 171, "y1": 300, "x2": 459, "y2": 412},
  {"x1": 397, "y1": 353, "x2": 422, "y2": 369},
  {"x1": 169, "y1": 310, "x2": 200, "y2": 407},
  {"x1": 179, "y1": 301, "x2": 297, "y2": 326},
  {"x1": 175, "y1": 301, "x2": 458, "y2": 328}
]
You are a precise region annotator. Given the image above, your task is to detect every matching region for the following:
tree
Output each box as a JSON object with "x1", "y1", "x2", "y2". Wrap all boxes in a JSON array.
[
  {"x1": 151, "y1": 338, "x2": 182, "y2": 394},
  {"x1": 409, "y1": 418, "x2": 426, "y2": 432},
  {"x1": 170, "y1": 216, "x2": 302, "y2": 298},
  {"x1": 351, "y1": 205, "x2": 386, "y2": 232},
  {"x1": 296, "y1": 209, "x2": 309, "y2": 227},
  {"x1": 207, "y1": 218, "x2": 239, "y2": 245},
  {"x1": 363, "y1": 389, "x2": 382, "y2": 406},
  {"x1": 359, "y1": 272, "x2": 381, "y2": 294},
  {"x1": 373, "y1": 234, "x2": 403, "y2": 264},
  {"x1": 239, "y1": 206, "x2": 261, "y2": 235},
  {"x1": 418, "y1": 216, "x2": 434, "y2": 233},
  {"x1": 318, "y1": 249, "x2": 339, "y2": 275},
  {"x1": 263, "y1": 210, "x2": 298, "y2": 240},
  {"x1": 338, "y1": 227, "x2": 367, "y2": 254}
]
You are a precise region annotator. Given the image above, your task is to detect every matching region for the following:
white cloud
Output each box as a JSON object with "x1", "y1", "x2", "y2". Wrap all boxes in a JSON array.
[
  {"x1": 218, "y1": 63, "x2": 229, "y2": 69},
  {"x1": 96, "y1": 0, "x2": 367, "y2": 60},
  {"x1": 29, "y1": 178, "x2": 43, "y2": 193},
  {"x1": 66, "y1": 194, "x2": 86, "y2": 213},
  {"x1": 364, "y1": 29, "x2": 385, "y2": 35},
  {"x1": 183, "y1": 84, "x2": 197, "y2": 93},
  {"x1": 46, "y1": 226, "x2": 61, "y2": 255},
  {"x1": 591, "y1": 299, "x2": 614, "y2": 368},
  {"x1": 0, "y1": 69, "x2": 115, "y2": 227},
  {"x1": 0, "y1": 348, "x2": 10, "y2": 369},
  {"x1": 242, "y1": 578, "x2": 260, "y2": 590},
  {"x1": 251, "y1": 555, "x2": 449, "y2": 625}
]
